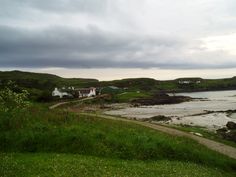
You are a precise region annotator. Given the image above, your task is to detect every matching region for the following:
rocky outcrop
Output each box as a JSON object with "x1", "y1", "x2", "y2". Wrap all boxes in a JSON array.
[
  {"x1": 217, "y1": 121, "x2": 236, "y2": 143},
  {"x1": 131, "y1": 92, "x2": 192, "y2": 106},
  {"x1": 226, "y1": 121, "x2": 236, "y2": 130}
]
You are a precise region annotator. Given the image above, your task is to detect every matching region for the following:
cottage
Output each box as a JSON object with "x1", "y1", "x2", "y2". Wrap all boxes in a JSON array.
[
  {"x1": 178, "y1": 80, "x2": 201, "y2": 84},
  {"x1": 52, "y1": 88, "x2": 73, "y2": 98},
  {"x1": 178, "y1": 80, "x2": 191, "y2": 84},
  {"x1": 76, "y1": 87, "x2": 96, "y2": 98},
  {"x1": 196, "y1": 80, "x2": 201, "y2": 84}
]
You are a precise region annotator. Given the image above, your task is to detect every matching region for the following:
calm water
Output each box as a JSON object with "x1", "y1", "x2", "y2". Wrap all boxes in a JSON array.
[
  {"x1": 230, "y1": 113, "x2": 236, "y2": 119},
  {"x1": 175, "y1": 90, "x2": 236, "y2": 100},
  {"x1": 106, "y1": 90, "x2": 236, "y2": 130}
]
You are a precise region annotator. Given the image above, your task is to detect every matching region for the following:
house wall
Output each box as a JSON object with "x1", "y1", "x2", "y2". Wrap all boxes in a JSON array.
[
  {"x1": 52, "y1": 88, "x2": 70, "y2": 98},
  {"x1": 78, "y1": 88, "x2": 96, "y2": 98}
]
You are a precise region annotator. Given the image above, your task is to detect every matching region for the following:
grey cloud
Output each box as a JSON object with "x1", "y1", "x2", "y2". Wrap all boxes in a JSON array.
[
  {"x1": 0, "y1": 0, "x2": 108, "y2": 16},
  {"x1": 0, "y1": 25, "x2": 194, "y2": 69},
  {"x1": 1, "y1": 0, "x2": 236, "y2": 70},
  {"x1": 0, "y1": 24, "x2": 236, "y2": 69}
]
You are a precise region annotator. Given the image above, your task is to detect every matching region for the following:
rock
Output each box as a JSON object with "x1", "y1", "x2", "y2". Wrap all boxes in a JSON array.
[
  {"x1": 225, "y1": 130, "x2": 236, "y2": 142},
  {"x1": 131, "y1": 93, "x2": 192, "y2": 106},
  {"x1": 190, "y1": 132, "x2": 203, "y2": 137},
  {"x1": 216, "y1": 127, "x2": 236, "y2": 143},
  {"x1": 226, "y1": 121, "x2": 236, "y2": 130},
  {"x1": 220, "y1": 130, "x2": 236, "y2": 143},
  {"x1": 216, "y1": 127, "x2": 227, "y2": 133},
  {"x1": 150, "y1": 115, "x2": 171, "y2": 122}
]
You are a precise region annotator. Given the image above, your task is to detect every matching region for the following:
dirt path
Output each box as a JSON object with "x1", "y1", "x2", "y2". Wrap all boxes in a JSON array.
[
  {"x1": 49, "y1": 97, "x2": 95, "y2": 109},
  {"x1": 80, "y1": 113, "x2": 236, "y2": 159}
]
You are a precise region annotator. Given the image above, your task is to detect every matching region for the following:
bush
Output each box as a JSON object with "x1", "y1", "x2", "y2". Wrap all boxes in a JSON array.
[{"x1": 0, "y1": 83, "x2": 30, "y2": 130}]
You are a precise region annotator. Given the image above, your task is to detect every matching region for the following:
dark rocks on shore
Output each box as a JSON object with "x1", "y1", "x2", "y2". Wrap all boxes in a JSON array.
[
  {"x1": 217, "y1": 121, "x2": 236, "y2": 143},
  {"x1": 131, "y1": 92, "x2": 192, "y2": 106},
  {"x1": 150, "y1": 115, "x2": 171, "y2": 122},
  {"x1": 142, "y1": 115, "x2": 171, "y2": 122},
  {"x1": 226, "y1": 121, "x2": 236, "y2": 130}
]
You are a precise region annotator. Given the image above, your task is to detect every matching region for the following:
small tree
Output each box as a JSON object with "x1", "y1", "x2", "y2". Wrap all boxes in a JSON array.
[
  {"x1": 0, "y1": 87, "x2": 30, "y2": 113},
  {"x1": 0, "y1": 82, "x2": 30, "y2": 129}
]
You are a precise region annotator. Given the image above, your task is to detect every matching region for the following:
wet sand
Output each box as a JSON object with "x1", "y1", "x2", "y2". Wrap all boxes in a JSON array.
[{"x1": 105, "y1": 90, "x2": 236, "y2": 130}]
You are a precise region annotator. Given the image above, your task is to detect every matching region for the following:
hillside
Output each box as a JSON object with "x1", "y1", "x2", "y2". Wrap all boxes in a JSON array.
[
  {"x1": 0, "y1": 70, "x2": 98, "y2": 89},
  {"x1": 0, "y1": 104, "x2": 236, "y2": 176},
  {"x1": 98, "y1": 76, "x2": 236, "y2": 93},
  {"x1": 0, "y1": 70, "x2": 99, "y2": 100},
  {"x1": 1, "y1": 70, "x2": 236, "y2": 101}
]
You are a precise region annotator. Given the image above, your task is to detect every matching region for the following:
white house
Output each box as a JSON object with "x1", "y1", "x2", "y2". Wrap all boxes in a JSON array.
[
  {"x1": 178, "y1": 80, "x2": 201, "y2": 84},
  {"x1": 196, "y1": 80, "x2": 201, "y2": 84},
  {"x1": 178, "y1": 80, "x2": 191, "y2": 84},
  {"x1": 52, "y1": 88, "x2": 72, "y2": 98},
  {"x1": 77, "y1": 87, "x2": 96, "y2": 98}
]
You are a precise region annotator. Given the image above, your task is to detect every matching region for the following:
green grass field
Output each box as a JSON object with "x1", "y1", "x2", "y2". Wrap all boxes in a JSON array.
[
  {"x1": 0, "y1": 104, "x2": 236, "y2": 176},
  {"x1": 115, "y1": 91, "x2": 151, "y2": 102},
  {"x1": 1, "y1": 153, "x2": 234, "y2": 177}
]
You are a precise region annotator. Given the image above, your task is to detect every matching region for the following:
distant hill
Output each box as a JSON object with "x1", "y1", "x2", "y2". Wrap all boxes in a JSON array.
[
  {"x1": 0, "y1": 70, "x2": 99, "y2": 101},
  {"x1": 0, "y1": 70, "x2": 236, "y2": 101},
  {"x1": 0, "y1": 70, "x2": 98, "y2": 89},
  {"x1": 98, "y1": 78, "x2": 159, "y2": 91}
]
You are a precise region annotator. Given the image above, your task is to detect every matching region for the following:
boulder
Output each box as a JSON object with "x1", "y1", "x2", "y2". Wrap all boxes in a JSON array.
[
  {"x1": 221, "y1": 130, "x2": 236, "y2": 143},
  {"x1": 226, "y1": 121, "x2": 236, "y2": 130}
]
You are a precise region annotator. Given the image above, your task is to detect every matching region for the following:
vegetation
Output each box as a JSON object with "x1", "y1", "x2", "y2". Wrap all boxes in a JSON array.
[
  {"x1": 0, "y1": 83, "x2": 30, "y2": 131},
  {"x1": 1, "y1": 70, "x2": 236, "y2": 103},
  {"x1": 0, "y1": 86, "x2": 236, "y2": 176},
  {"x1": 114, "y1": 91, "x2": 151, "y2": 102},
  {"x1": 0, "y1": 70, "x2": 98, "y2": 101},
  {"x1": 1, "y1": 153, "x2": 234, "y2": 177},
  {"x1": 0, "y1": 104, "x2": 236, "y2": 171}
]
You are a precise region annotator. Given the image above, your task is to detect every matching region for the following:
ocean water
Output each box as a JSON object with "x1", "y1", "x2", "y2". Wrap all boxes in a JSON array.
[
  {"x1": 230, "y1": 113, "x2": 236, "y2": 119},
  {"x1": 175, "y1": 90, "x2": 236, "y2": 101},
  {"x1": 105, "y1": 90, "x2": 236, "y2": 130}
]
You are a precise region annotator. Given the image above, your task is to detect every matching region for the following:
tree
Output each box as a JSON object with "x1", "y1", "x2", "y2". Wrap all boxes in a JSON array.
[{"x1": 0, "y1": 81, "x2": 30, "y2": 119}]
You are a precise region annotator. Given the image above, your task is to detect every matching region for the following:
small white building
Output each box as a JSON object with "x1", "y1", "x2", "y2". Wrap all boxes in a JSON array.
[
  {"x1": 178, "y1": 80, "x2": 191, "y2": 84},
  {"x1": 178, "y1": 80, "x2": 201, "y2": 84},
  {"x1": 77, "y1": 87, "x2": 96, "y2": 98},
  {"x1": 196, "y1": 80, "x2": 201, "y2": 84},
  {"x1": 52, "y1": 88, "x2": 72, "y2": 98}
]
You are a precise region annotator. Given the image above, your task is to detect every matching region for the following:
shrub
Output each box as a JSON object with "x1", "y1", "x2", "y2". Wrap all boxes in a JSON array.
[{"x1": 0, "y1": 83, "x2": 30, "y2": 130}]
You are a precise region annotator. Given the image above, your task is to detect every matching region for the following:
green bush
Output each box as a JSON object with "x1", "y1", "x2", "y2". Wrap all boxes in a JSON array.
[{"x1": 0, "y1": 83, "x2": 30, "y2": 130}]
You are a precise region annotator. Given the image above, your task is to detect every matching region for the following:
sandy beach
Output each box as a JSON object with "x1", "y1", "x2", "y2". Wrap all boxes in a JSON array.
[{"x1": 105, "y1": 90, "x2": 236, "y2": 130}]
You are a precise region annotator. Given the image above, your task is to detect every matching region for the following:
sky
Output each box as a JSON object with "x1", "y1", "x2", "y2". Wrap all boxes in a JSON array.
[{"x1": 0, "y1": 0, "x2": 236, "y2": 80}]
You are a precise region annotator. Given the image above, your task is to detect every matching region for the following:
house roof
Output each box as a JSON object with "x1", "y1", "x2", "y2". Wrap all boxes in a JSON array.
[
  {"x1": 79, "y1": 89, "x2": 91, "y2": 94},
  {"x1": 75, "y1": 87, "x2": 95, "y2": 94}
]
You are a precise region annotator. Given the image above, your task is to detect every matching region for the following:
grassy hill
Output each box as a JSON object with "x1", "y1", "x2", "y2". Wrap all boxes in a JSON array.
[
  {"x1": 0, "y1": 70, "x2": 98, "y2": 101},
  {"x1": 0, "y1": 70, "x2": 98, "y2": 89},
  {"x1": 0, "y1": 104, "x2": 236, "y2": 176},
  {"x1": 1, "y1": 70, "x2": 236, "y2": 102},
  {"x1": 98, "y1": 78, "x2": 159, "y2": 91}
]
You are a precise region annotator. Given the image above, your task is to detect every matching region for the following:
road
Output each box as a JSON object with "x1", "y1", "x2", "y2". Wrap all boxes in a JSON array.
[{"x1": 49, "y1": 97, "x2": 95, "y2": 109}]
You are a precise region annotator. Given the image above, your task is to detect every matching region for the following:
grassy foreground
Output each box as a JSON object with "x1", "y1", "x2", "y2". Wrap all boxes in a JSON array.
[
  {"x1": 0, "y1": 153, "x2": 234, "y2": 177},
  {"x1": 0, "y1": 104, "x2": 236, "y2": 176}
]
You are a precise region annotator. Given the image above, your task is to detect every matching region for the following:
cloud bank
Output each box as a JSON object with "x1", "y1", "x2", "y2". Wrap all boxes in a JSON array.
[{"x1": 0, "y1": 0, "x2": 236, "y2": 69}]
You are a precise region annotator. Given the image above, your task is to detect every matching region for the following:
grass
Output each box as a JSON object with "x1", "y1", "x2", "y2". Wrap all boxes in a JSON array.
[
  {"x1": 1, "y1": 153, "x2": 234, "y2": 177},
  {"x1": 0, "y1": 104, "x2": 236, "y2": 176},
  {"x1": 114, "y1": 91, "x2": 151, "y2": 102}
]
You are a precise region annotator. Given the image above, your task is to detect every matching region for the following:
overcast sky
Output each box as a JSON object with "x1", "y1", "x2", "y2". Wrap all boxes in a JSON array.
[{"x1": 0, "y1": 0, "x2": 236, "y2": 80}]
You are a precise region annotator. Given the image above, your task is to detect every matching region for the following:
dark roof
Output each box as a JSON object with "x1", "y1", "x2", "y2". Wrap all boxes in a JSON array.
[{"x1": 79, "y1": 89, "x2": 91, "y2": 94}]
